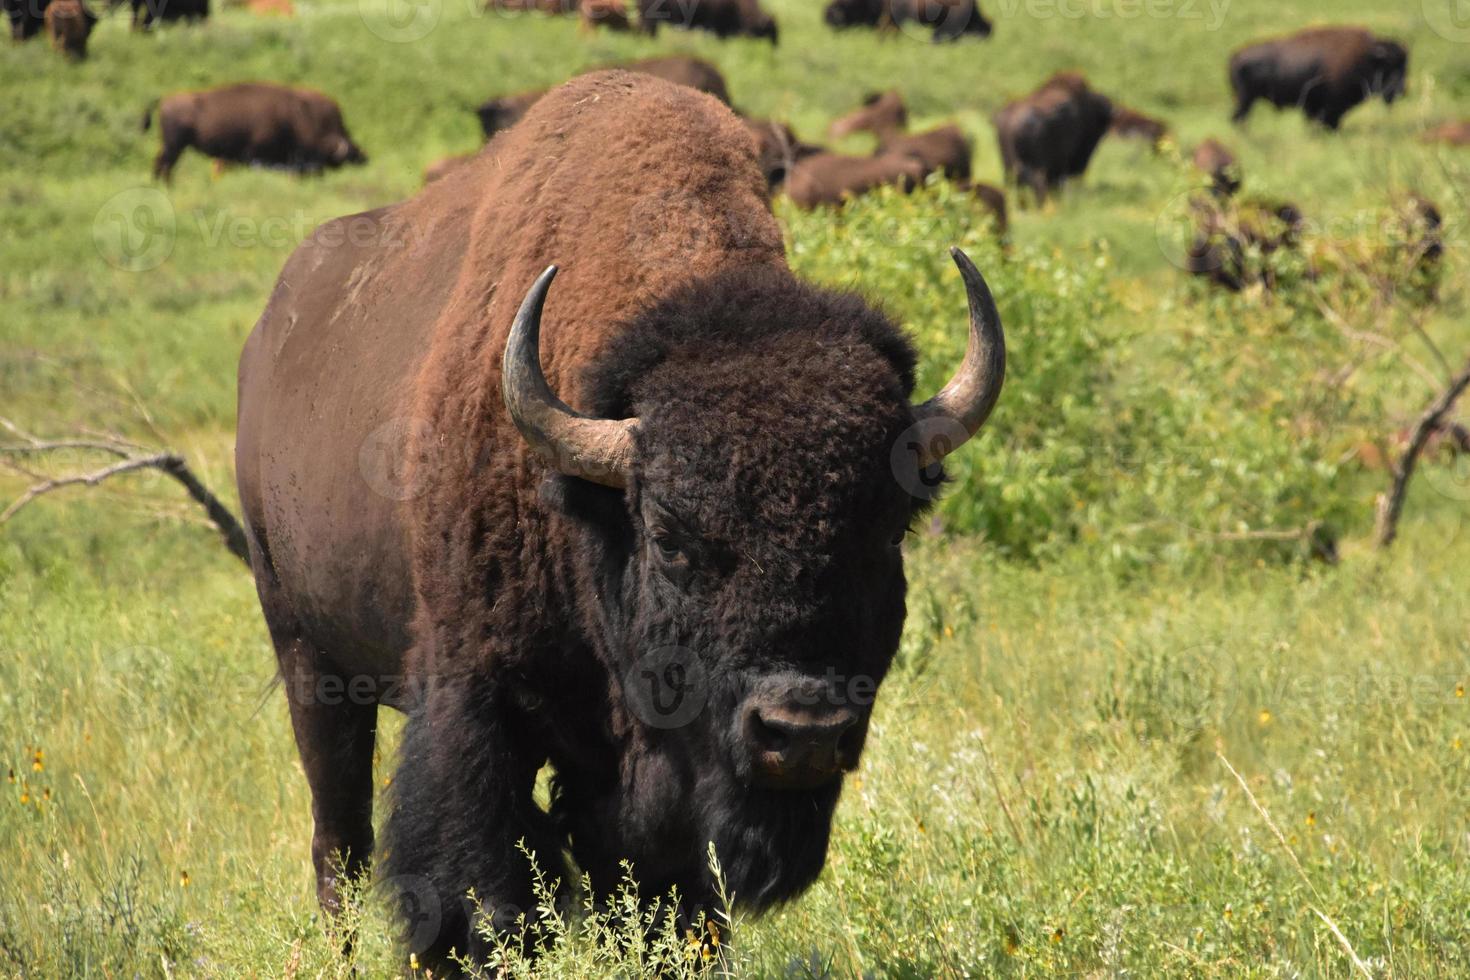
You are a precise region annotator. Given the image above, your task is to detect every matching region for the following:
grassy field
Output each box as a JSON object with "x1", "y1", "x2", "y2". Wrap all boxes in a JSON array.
[{"x1": 4, "y1": 0, "x2": 1470, "y2": 975}]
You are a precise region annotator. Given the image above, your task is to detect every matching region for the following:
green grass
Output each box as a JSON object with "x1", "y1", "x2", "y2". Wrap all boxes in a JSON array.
[{"x1": 4, "y1": 0, "x2": 1470, "y2": 975}]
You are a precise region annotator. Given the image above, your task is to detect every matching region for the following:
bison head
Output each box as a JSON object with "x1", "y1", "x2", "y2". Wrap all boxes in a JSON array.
[
  {"x1": 501, "y1": 250, "x2": 1003, "y2": 908},
  {"x1": 1370, "y1": 40, "x2": 1408, "y2": 104}
]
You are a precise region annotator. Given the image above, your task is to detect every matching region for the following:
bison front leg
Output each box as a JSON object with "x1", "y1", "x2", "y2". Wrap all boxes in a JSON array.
[{"x1": 383, "y1": 673, "x2": 568, "y2": 973}]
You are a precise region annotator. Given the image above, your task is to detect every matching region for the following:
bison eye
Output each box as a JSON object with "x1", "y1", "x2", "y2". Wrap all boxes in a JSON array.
[
  {"x1": 654, "y1": 534, "x2": 684, "y2": 562},
  {"x1": 649, "y1": 532, "x2": 693, "y2": 584}
]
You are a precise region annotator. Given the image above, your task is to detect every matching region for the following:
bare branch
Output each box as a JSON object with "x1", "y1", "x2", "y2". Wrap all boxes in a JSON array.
[
  {"x1": 0, "y1": 421, "x2": 250, "y2": 565},
  {"x1": 1376, "y1": 353, "x2": 1470, "y2": 549}
]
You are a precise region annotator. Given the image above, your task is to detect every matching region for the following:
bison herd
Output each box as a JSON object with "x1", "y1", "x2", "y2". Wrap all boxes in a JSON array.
[{"x1": 17, "y1": 1, "x2": 1467, "y2": 973}]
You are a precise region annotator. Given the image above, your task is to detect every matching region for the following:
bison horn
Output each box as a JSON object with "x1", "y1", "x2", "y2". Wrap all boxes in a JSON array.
[
  {"x1": 912, "y1": 248, "x2": 1007, "y2": 466},
  {"x1": 503, "y1": 266, "x2": 637, "y2": 489}
]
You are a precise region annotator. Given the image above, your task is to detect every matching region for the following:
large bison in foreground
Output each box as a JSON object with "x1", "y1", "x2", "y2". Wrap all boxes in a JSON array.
[
  {"x1": 1229, "y1": 26, "x2": 1407, "y2": 130},
  {"x1": 237, "y1": 71, "x2": 1004, "y2": 971},
  {"x1": 145, "y1": 83, "x2": 366, "y2": 181}
]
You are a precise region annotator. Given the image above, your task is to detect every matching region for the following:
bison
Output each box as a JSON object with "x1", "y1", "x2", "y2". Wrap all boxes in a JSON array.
[
  {"x1": 1108, "y1": 105, "x2": 1169, "y2": 145},
  {"x1": 44, "y1": 0, "x2": 92, "y2": 57},
  {"x1": 784, "y1": 151, "x2": 930, "y2": 208},
  {"x1": 829, "y1": 90, "x2": 972, "y2": 183},
  {"x1": 1421, "y1": 120, "x2": 1470, "y2": 146},
  {"x1": 237, "y1": 70, "x2": 1005, "y2": 971},
  {"x1": 129, "y1": 0, "x2": 208, "y2": 29},
  {"x1": 636, "y1": 0, "x2": 777, "y2": 43},
  {"x1": 4, "y1": 0, "x2": 47, "y2": 39},
  {"x1": 144, "y1": 83, "x2": 367, "y2": 182},
  {"x1": 1192, "y1": 138, "x2": 1240, "y2": 198},
  {"x1": 993, "y1": 72, "x2": 1114, "y2": 203},
  {"x1": 579, "y1": 0, "x2": 629, "y2": 30},
  {"x1": 1229, "y1": 26, "x2": 1407, "y2": 130},
  {"x1": 823, "y1": 0, "x2": 991, "y2": 42},
  {"x1": 743, "y1": 117, "x2": 824, "y2": 191},
  {"x1": 477, "y1": 56, "x2": 731, "y2": 140},
  {"x1": 422, "y1": 152, "x2": 476, "y2": 184}
]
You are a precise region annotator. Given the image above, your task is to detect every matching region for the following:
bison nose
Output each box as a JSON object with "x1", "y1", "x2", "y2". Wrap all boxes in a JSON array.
[{"x1": 744, "y1": 702, "x2": 862, "y2": 789}]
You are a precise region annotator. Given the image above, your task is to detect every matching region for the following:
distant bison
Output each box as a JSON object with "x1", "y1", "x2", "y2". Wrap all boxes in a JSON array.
[
  {"x1": 1192, "y1": 138, "x2": 1240, "y2": 197},
  {"x1": 477, "y1": 56, "x2": 731, "y2": 140},
  {"x1": 1229, "y1": 26, "x2": 1407, "y2": 130},
  {"x1": 44, "y1": 0, "x2": 92, "y2": 57},
  {"x1": 486, "y1": 0, "x2": 576, "y2": 11},
  {"x1": 130, "y1": 0, "x2": 209, "y2": 29},
  {"x1": 824, "y1": 0, "x2": 991, "y2": 41},
  {"x1": 1421, "y1": 120, "x2": 1470, "y2": 146},
  {"x1": 4, "y1": 0, "x2": 48, "y2": 39},
  {"x1": 579, "y1": 0, "x2": 629, "y2": 29},
  {"x1": 144, "y1": 83, "x2": 367, "y2": 182},
  {"x1": 744, "y1": 117, "x2": 823, "y2": 191},
  {"x1": 238, "y1": 70, "x2": 1004, "y2": 971},
  {"x1": 637, "y1": 0, "x2": 776, "y2": 42},
  {"x1": 829, "y1": 90, "x2": 972, "y2": 182},
  {"x1": 993, "y1": 72, "x2": 1113, "y2": 203},
  {"x1": 784, "y1": 151, "x2": 929, "y2": 208},
  {"x1": 1108, "y1": 105, "x2": 1168, "y2": 144}
]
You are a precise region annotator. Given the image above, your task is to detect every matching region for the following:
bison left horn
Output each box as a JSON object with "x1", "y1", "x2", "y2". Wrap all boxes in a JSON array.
[
  {"x1": 911, "y1": 247, "x2": 1007, "y2": 466},
  {"x1": 503, "y1": 265, "x2": 637, "y2": 489}
]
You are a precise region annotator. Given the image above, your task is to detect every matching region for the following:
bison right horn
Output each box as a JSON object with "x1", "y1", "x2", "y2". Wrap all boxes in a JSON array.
[
  {"x1": 911, "y1": 247, "x2": 1007, "y2": 467},
  {"x1": 503, "y1": 265, "x2": 637, "y2": 489}
]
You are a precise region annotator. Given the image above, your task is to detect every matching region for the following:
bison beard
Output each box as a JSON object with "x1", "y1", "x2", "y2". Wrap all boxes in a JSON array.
[{"x1": 238, "y1": 71, "x2": 1003, "y2": 974}]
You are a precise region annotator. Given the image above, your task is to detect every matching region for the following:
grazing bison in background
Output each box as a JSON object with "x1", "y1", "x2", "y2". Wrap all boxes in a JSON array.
[
  {"x1": 1229, "y1": 26, "x2": 1407, "y2": 130},
  {"x1": 1192, "y1": 138, "x2": 1240, "y2": 197},
  {"x1": 579, "y1": 0, "x2": 629, "y2": 30},
  {"x1": 237, "y1": 70, "x2": 1005, "y2": 971},
  {"x1": 130, "y1": 0, "x2": 208, "y2": 28},
  {"x1": 637, "y1": 0, "x2": 777, "y2": 43},
  {"x1": 486, "y1": 0, "x2": 577, "y2": 12},
  {"x1": 824, "y1": 0, "x2": 990, "y2": 41},
  {"x1": 44, "y1": 0, "x2": 92, "y2": 57},
  {"x1": 145, "y1": 83, "x2": 367, "y2": 182},
  {"x1": 1108, "y1": 105, "x2": 1168, "y2": 145},
  {"x1": 784, "y1": 151, "x2": 929, "y2": 208},
  {"x1": 477, "y1": 55, "x2": 731, "y2": 139},
  {"x1": 993, "y1": 72, "x2": 1113, "y2": 203},
  {"x1": 829, "y1": 90, "x2": 972, "y2": 182},
  {"x1": 1421, "y1": 120, "x2": 1470, "y2": 146},
  {"x1": 743, "y1": 117, "x2": 824, "y2": 191},
  {"x1": 4, "y1": 0, "x2": 47, "y2": 39}
]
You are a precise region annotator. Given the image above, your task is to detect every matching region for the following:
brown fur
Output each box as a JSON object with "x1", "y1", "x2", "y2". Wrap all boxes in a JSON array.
[
  {"x1": 784, "y1": 151, "x2": 929, "y2": 208},
  {"x1": 44, "y1": 0, "x2": 93, "y2": 58},
  {"x1": 477, "y1": 56, "x2": 731, "y2": 139},
  {"x1": 1192, "y1": 138, "x2": 1240, "y2": 197},
  {"x1": 1229, "y1": 26, "x2": 1407, "y2": 130},
  {"x1": 422, "y1": 151, "x2": 476, "y2": 184},
  {"x1": 829, "y1": 91, "x2": 972, "y2": 183},
  {"x1": 145, "y1": 82, "x2": 366, "y2": 182},
  {"x1": 742, "y1": 117, "x2": 824, "y2": 191},
  {"x1": 636, "y1": 0, "x2": 777, "y2": 43},
  {"x1": 579, "y1": 0, "x2": 628, "y2": 29},
  {"x1": 993, "y1": 71, "x2": 1114, "y2": 203},
  {"x1": 1422, "y1": 121, "x2": 1470, "y2": 146},
  {"x1": 1108, "y1": 105, "x2": 1168, "y2": 145}
]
